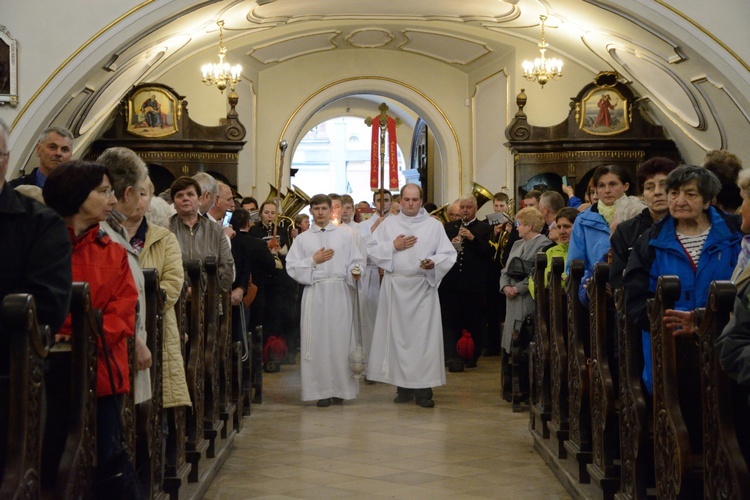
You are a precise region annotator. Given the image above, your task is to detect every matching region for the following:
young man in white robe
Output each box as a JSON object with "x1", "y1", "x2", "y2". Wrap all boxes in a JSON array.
[
  {"x1": 357, "y1": 189, "x2": 392, "y2": 363},
  {"x1": 286, "y1": 194, "x2": 366, "y2": 407},
  {"x1": 365, "y1": 183, "x2": 457, "y2": 407}
]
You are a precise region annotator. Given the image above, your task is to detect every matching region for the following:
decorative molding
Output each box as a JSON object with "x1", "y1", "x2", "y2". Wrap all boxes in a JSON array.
[
  {"x1": 139, "y1": 151, "x2": 240, "y2": 161},
  {"x1": 249, "y1": 31, "x2": 339, "y2": 64},
  {"x1": 345, "y1": 28, "x2": 393, "y2": 48},
  {"x1": 398, "y1": 29, "x2": 491, "y2": 65}
]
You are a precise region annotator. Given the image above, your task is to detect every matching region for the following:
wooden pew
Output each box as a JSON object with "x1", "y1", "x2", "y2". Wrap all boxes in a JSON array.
[
  {"x1": 0, "y1": 294, "x2": 49, "y2": 499},
  {"x1": 587, "y1": 262, "x2": 620, "y2": 498},
  {"x1": 203, "y1": 257, "x2": 224, "y2": 458},
  {"x1": 648, "y1": 275, "x2": 703, "y2": 498},
  {"x1": 696, "y1": 281, "x2": 750, "y2": 499},
  {"x1": 530, "y1": 252, "x2": 552, "y2": 435},
  {"x1": 184, "y1": 260, "x2": 208, "y2": 483},
  {"x1": 163, "y1": 280, "x2": 191, "y2": 498},
  {"x1": 139, "y1": 269, "x2": 167, "y2": 499},
  {"x1": 218, "y1": 291, "x2": 238, "y2": 439},
  {"x1": 615, "y1": 286, "x2": 654, "y2": 500},
  {"x1": 42, "y1": 283, "x2": 99, "y2": 499},
  {"x1": 547, "y1": 256, "x2": 569, "y2": 459},
  {"x1": 563, "y1": 260, "x2": 592, "y2": 484}
]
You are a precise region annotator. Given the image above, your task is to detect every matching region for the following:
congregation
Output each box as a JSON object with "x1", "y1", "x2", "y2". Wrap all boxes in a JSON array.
[{"x1": 2, "y1": 116, "x2": 750, "y2": 498}]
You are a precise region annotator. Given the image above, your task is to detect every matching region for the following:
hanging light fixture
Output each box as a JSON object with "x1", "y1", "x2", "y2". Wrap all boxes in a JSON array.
[
  {"x1": 522, "y1": 15, "x2": 563, "y2": 88},
  {"x1": 201, "y1": 21, "x2": 242, "y2": 94}
]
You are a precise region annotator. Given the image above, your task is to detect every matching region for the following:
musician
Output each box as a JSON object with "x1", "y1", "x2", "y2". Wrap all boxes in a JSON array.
[
  {"x1": 439, "y1": 195, "x2": 493, "y2": 368},
  {"x1": 248, "y1": 200, "x2": 299, "y2": 365},
  {"x1": 286, "y1": 194, "x2": 365, "y2": 407},
  {"x1": 485, "y1": 192, "x2": 512, "y2": 356}
]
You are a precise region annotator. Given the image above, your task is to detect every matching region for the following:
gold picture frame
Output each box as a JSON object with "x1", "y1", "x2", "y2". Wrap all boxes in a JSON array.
[
  {"x1": 127, "y1": 86, "x2": 179, "y2": 138},
  {"x1": 0, "y1": 26, "x2": 18, "y2": 107},
  {"x1": 579, "y1": 87, "x2": 629, "y2": 136}
]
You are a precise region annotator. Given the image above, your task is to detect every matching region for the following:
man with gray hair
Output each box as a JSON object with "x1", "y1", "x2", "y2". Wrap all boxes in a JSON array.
[
  {"x1": 439, "y1": 194, "x2": 493, "y2": 369},
  {"x1": 193, "y1": 171, "x2": 219, "y2": 216},
  {"x1": 97, "y1": 146, "x2": 153, "y2": 404},
  {"x1": 538, "y1": 190, "x2": 566, "y2": 237},
  {"x1": 10, "y1": 126, "x2": 74, "y2": 188}
]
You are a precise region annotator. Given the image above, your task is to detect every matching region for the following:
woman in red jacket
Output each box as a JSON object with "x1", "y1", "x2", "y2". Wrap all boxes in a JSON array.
[{"x1": 44, "y1": 160, "x2": 139, "y2": 496}]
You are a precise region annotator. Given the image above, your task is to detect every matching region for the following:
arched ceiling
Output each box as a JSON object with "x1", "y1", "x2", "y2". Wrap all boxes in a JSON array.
[{"x1": 3, "y1": 0, "x2": 749, "y2": 177}]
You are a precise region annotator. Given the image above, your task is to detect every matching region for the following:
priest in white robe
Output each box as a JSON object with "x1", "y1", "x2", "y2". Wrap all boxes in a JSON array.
[
  {"x1": 286, "y1": 193, "x2": 365, "y2": 407},
  {"x1": 365, "y1": 184, "x2": 457, "y2": 407}
]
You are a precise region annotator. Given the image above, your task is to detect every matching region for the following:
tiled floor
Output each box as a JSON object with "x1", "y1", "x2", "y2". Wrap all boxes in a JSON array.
[{"x1": 205, "y1": 356, "x2": 571, "y2": 499}]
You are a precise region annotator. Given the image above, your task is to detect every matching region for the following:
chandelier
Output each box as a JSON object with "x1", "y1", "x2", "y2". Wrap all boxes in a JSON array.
[
  {"x1": 201, "y1": 21, "x2": 242, "y2": 94},
  {"x1": 522, "y1": 15, "x2": 563, "y2": 88}
]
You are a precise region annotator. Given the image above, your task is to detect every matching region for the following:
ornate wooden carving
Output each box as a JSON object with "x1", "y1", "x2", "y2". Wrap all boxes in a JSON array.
[
  {"x1": 697, "y1": 281, "x2": 750, "y2": 500},
  {"x1": 563, "y1": 260, "x2": 592, "y2": 483},
  {"x1": 0, "y1": 294, "x2": 48, "y2": 499},
  {"x1": 547, "y1": 256, "x2": 569, "y2": 458},
  {"x1": 50, "y1": 284, "x2": 98, "y2": 498},
  {"x1": 184, "y1": 260, "x2": 208, "y2": 483},
  {"x1": 616, "y1": 287, "x2": 654, "y2": 499},
  {"x1": 530, "y1": 252, "x2": 551, "y2": 434},
  {"x1": 218, "y1": 292, "x2": 236, "y2": 439},
  {"x1": 649, "y1": 275, "x2": 703, "y2": 498},
  {"x1": 88, "y1": 83, "x2": 246, "y2": 194},
  {"x1": 504, "y1": 73, "x2": 680, "y2": 206},
  {"x1": 141, "y1": 269, "x2": 166, "y2": 499},
  {"x1": 586, "y1": 262, "x2": 620, "y2": 495},
  {"x1": 203, "y1": 257, "x2": 224, "y2": 457}
]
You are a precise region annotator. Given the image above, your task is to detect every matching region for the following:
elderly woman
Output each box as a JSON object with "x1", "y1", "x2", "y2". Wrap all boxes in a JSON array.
[
  {"x1": 499, "y1": 207, "x2": 554, "y2": 355},
  {"x1": 121, "y1": 177, "x2": 191, "y2": 410},
  {"x1": 43, "y1": 160, "x2": 139, "y2": 492},
  {"x1": 624, "y1": 165, "x2": 742, "y2": 394}
]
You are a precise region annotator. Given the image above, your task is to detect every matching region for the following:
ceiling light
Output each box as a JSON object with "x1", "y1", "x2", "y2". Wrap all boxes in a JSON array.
[
  {"x1": 201, "y1": 21, "x2": 242, "y2": 94},
  {"x1": 522, "y1": 15, "x2": 563, "y2": 88}
]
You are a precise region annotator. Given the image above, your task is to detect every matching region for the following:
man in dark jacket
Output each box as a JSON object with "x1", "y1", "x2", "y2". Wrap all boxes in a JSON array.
[
  {"x1": 9, "y1": 126, "x2": 73, "y2": 188},
  {"x1": 609, "y1": 157, "x2": 677, "y2": 289},
  {"x1": 0, "y1": 118, "x2": 72, "y2": 333},
  {"x1": 439, "y1": 195, "x2": 493, "y2": 368}
]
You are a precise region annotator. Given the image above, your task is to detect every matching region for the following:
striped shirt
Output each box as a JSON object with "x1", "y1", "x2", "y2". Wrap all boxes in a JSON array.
[{"x1": 676, "y1": 226, "x2": 710, "y2": 267}]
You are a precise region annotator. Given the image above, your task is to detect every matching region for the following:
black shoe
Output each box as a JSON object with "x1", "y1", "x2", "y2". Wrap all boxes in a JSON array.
[
  {"x1": 393, "y1": 387, "x2": 414, "y2": 403},
  {"x1": 331, "y1": 397, "x2": 344, "y2": 405},
  {"x1": 465, "y1": 359, "x2": 477, "y2": 368},
  {"x1": 447, "y1": 359, "x2": 465, "y2": 372},
  {"x1": 414, "y1": 388, "x2": 434, "y2": 408},
  {"x1": 317, "y1": 398, "x2": 332, "y2": 407}
]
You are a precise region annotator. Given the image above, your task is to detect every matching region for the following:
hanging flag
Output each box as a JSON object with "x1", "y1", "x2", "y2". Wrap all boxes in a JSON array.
[{"x1": 369, "y1": 116, "x2": 398, "y2": 190}]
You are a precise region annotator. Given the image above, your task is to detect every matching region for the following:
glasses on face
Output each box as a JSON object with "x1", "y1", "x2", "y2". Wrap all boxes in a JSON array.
[{"x1": 97, "y1": 186, "x2": 114, "y2": 198}]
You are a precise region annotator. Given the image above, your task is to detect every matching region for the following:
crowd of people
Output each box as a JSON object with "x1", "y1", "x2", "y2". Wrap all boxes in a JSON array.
[{"x1": 3, "y1": 114, "x2": 750, "y2": 493}]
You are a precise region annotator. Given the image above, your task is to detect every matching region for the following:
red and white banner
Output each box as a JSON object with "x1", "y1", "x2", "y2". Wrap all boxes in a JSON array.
[{"x1": 369, "y1": 116, "x2": 398, "y2": 190}]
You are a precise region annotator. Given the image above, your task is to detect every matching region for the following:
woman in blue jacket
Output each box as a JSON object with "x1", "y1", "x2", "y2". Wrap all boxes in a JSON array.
[
  {"x1": 623, "y1": 165, "x2": 742, "y2": 394},
  {"x1": 566, "y1": 164, "x2": 633, "y2": 304}
]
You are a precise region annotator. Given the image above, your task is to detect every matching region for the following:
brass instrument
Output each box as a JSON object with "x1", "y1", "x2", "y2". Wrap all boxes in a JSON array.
[
  {"x1": 430, "y1": 203, "x2": 450, "y2": 224},
  {"x1": 471, "y1": 182, "x2": 493, "y2": 210},
  {"x1": 493, "y1": 197, "x2": 516, "y2": 264}
]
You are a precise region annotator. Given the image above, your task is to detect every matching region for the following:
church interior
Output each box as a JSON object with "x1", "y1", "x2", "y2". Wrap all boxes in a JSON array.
[{"x1": 2, "y1": 0, "x2": 749, "y2": 498}]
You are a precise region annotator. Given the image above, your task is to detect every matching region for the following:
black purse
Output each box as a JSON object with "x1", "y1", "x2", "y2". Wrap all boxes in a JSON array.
[
  {"x1": 506, "y1": 256, "x2": 534, "y2": 281},
  {"x1": 96, "y1": 328, "x2": 144, "y2": 500}
]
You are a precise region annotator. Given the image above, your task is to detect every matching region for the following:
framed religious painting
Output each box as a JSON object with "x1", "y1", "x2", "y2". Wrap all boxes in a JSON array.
[
  {"x1": 0, "y1": 26, "x2": 18, "y2": 106},
  {"x1": 127, "y1": 86, "x2": 179, "y2": 138},
  {"x1": 579, "y1": 87, "x2": 629, "y2": 136}
]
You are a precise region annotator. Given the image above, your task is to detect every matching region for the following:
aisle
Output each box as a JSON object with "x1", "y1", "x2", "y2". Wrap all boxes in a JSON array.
[{"x1": 205, "y1": 356, "x2": 570, "y2": 499}]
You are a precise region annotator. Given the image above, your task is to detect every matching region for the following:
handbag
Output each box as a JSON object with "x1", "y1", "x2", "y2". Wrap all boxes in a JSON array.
[
  {"x1": 243, "y1": 274, "x2": 258, "y2": 308},
  {"x1": 506, "y1": 256, "x2": 533, "y2": 281},
  {"x1": 96, "y1": 326, "x2": 144, "y2": 500}
]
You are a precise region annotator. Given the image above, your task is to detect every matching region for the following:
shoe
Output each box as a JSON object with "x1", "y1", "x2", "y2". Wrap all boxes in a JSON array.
[
  {"x1": 331, "y1": 397, "x2": 344, "y2": 405},
  {"x1": 316, "y1": 398, "x2": 332, "y2": 407},
  {"x1": 465, "y1": 359, "x2": 477, "y2": 368},
  {"x1": 447, "y1": 359, "x2": 465, "y2": 372},
  {"x1": 393, "y1": 387, "x2": 414, "y2": 403},
  {"x1": 414, "y1": 388, "x2": 434, "y2": 408}
]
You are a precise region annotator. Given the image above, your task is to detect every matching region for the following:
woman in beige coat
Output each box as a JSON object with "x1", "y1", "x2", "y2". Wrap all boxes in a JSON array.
[{"x1": 122, "y1": 178, "x2": 191, "y2": 408}]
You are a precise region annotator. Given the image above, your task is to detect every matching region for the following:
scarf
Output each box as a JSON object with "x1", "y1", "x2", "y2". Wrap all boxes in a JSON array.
[
  {"x1": 597, "y1": 195, "x2": 627, "y2": 225},
  {"x1": 733, "y1": 234, "x2": 750, "y2": 282}
]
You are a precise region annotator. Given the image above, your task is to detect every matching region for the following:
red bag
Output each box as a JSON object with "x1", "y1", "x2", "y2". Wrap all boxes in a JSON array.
[
  {"x1": 456, "y1": 329, "x2": 475, "y2": 360},
  {"x1": 263, "y1": 336, "x2": 288, "y2": 365}
]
